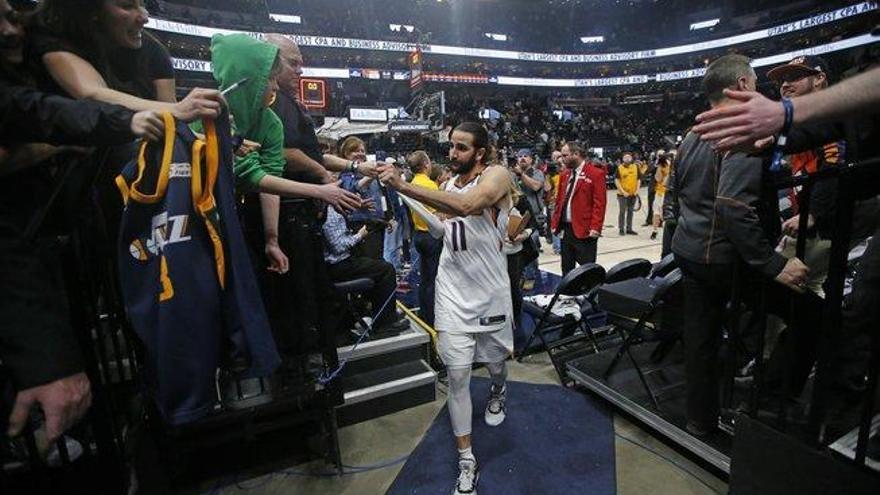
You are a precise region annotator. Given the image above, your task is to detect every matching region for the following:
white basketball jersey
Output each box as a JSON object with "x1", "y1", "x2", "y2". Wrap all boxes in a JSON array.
[{"x1": 434, "y1": 173, "x2": 513, "y2": 333}]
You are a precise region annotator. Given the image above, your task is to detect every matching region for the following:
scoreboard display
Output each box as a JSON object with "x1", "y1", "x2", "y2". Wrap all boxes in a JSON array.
[{"x1": 299, "y1": 78, "x2": 326, "y2": 109}]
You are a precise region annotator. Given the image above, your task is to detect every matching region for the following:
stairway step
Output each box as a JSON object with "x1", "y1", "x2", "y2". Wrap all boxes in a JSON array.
[
  {"x1": 337, "y1": 322, "x2": 429, "y2": 363},
  {"x1": 342, "y1": 360, "x2": 436, "y2": 406}
]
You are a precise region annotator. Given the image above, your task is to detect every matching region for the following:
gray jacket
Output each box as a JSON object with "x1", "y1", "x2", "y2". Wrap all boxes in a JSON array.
[{"x1": 671, "y1": 132, "x2": 787, "y2": 278}]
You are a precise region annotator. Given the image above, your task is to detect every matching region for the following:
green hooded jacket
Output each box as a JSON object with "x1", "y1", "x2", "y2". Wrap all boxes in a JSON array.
[{"x1": 210, "y1": 34, "x2": 284, "y2": 191}]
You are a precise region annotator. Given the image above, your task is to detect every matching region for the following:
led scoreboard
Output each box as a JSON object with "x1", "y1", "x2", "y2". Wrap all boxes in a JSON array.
[{"x1": 299, "y1": 78, "x2": 326, "y2": 109}]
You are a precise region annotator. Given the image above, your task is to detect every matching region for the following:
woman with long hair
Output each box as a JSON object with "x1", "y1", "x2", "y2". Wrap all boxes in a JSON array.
[{"x1": 27, "y1": 0, "x2": 222, "y2": 120}]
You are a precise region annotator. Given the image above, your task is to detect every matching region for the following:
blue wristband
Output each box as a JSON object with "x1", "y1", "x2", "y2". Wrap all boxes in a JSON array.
[{"x1": 769, "y1": 97, "x2": 794, "y2": 172}]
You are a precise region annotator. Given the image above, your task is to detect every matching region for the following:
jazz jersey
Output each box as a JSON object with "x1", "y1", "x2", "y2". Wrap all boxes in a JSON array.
[
  {"x1": 116, "y1": 112, "x2": 279, "y2": 425},
  {"x1": 434, "y1": 173, "x2": 513, "y2": 334}
]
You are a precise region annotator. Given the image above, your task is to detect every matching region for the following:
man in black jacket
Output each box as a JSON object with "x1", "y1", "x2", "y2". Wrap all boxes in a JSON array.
[
  {"x1": 671, "y1": 54, "x2": 822, "y2": 436},
  {"x1": 1, "y1": 56, "x2": 162, "y2": 448}
]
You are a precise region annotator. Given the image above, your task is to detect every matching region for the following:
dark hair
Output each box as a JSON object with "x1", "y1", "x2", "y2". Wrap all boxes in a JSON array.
[
  {"x1": 704, "y1": 54, "x2": 754, "y2": 104},
  {"x1": 563, "y1": 140, "x2": 586, "y2": 157},
  {"x1": 35, "y1": 0, "x2": 159, "y2": 98},
  {"x1": 451, "y1": 121, "x2": 498, "y2": 164}
]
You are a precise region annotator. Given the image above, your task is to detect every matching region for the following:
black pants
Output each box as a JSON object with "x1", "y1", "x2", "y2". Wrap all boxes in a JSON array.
[
  {"x1": 507, "y1": 251, "x2": 524, "y2": 331},
  {"x1": 264, "y1": 201, "x2": 334, "y2": 359},
  {"x1": 413, "y1": 231, "x2": 442, "y2": 326},
  {"x1": 644, "y1": 183, "x2": 656, "y2": 224},
  {"x1": 351, "y1": 220, "x2": 384, "y2": 260},
  {"x1": 676, "y1": 255, "x2": 823, "y2": 428},
  {"x1": 561, "y1": 223, "x2": 598, "y2": 276},
  {"x1": 661, "y1": 221, "x2": 676, "y2": 258},
  {"x1": 327, "y1": 256, "x2": 398, "y2": 326}
]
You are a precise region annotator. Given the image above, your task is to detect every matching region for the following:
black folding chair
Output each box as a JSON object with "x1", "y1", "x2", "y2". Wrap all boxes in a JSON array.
[
  {"x1": 515, "y1": 264, "x2": 606, "y2": 378},
  {"x1": 605, "y1": 258, "x2": 654, "y2": 284},
  {"x1": 597, "y1": 254, "x2": 683, "y2": 409}
]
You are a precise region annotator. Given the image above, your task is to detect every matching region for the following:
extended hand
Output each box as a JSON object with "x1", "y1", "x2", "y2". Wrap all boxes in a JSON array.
[
  {"x1": 356, "y1": 161, "x2": 380, "y2": 178},
  {"x1": 692, "y1": 89, "x2": 785, "y2": 153},
  {"x1": 173, "y1": 88, "x2": 227, "y2": 122},
  {"x1": 378, "y1": 164, "x2": 405, "y2": 189},
  {"x1": 319, "y1": 182, "x2": 364, "y2": 213}
]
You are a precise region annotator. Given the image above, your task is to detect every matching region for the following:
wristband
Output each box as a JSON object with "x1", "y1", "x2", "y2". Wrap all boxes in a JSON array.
[
  {"x1": 348, "y1": 161, "x2": 356, "y2": 173},
  {"x1": 769, "y1": 97, "x2": 794, "y2": 172}
]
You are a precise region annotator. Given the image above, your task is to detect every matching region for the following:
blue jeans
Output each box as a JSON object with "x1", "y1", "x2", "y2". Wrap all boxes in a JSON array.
[
  {"x1": 383, "y1": 221, "x2": 404, "y2": 271},
  {"x1": 413, "y1": 231, "x2": 442, "y2": 326}
]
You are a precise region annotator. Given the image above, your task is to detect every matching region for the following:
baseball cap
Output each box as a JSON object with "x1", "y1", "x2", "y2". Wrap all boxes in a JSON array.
[{"x1": 767, "y1": 55, "x2": 830, "y2": 83}]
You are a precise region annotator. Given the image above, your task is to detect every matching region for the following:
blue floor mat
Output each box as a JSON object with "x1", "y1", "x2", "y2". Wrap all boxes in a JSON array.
[{"x1": 387, "y1": 378, "x2": 616, "y2": 495}]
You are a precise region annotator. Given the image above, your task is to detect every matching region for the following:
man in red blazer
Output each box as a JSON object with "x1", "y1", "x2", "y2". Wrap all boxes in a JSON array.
[{"x1": 551, "y1": 141, "x2": 608, "y2": 275}]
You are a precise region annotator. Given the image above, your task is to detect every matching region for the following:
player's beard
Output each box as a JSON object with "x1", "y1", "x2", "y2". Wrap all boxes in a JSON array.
[{"x1": 451, "y1": 154, "x2": 478, "y2": 176}]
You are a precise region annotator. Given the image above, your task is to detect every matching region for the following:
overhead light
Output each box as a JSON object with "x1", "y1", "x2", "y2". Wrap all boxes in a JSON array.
[
  {"x1": 690, "y1": 18, "x2": 720, "y2": 31},
  {"x1": 485, "y1": 33, "x2": 508, "y2": 42},
  {"x1": 269, "y1": 13, "x2": 301, "y2": 24},
  {"x1": 389, "y1": 23, "x2": 415, "y2": 33},
  {"x1": 580, "y1": 36, "x2": 604, "y2": 44}
]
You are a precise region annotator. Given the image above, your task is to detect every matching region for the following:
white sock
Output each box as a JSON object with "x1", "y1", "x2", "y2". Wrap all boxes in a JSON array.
[{"x1": 458, "y1": 446, "x2": 475, "y2": 462}]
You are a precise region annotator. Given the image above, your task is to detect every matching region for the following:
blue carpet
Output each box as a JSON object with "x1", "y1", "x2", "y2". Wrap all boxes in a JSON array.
[{"x1": 387, "y1": 378, "x2": 616, "y2": 495}]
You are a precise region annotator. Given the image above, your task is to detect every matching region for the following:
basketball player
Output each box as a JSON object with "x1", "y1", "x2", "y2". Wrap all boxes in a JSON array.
[{"x1": 379, "y1": 122, "x2": 513, "y2": 495}]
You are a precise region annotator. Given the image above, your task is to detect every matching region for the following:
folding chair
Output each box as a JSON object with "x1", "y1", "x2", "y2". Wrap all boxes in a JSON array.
[
  {"x1": 516, "y1": 264, "x2": 607, "y2": 379},
  {"x1": 605, "y1": 258, "x2": 653, "y2": 284},
  {"x1": 597, "y1": 254, "x2": 683, "y2": 409}
]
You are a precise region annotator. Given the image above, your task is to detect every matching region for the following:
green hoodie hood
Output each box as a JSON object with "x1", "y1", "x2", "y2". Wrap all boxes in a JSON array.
[
  {"x1": 208, "y1": 34, "x2": 286, "y2": 192},
  {"x1": 210, "y1": 33, "x2": 278, "y2": 137}
]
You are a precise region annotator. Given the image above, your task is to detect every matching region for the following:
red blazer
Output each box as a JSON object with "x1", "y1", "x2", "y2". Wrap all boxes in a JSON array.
[{"x1": 551, "y1": 162, "x2": 608, "y2": 239}]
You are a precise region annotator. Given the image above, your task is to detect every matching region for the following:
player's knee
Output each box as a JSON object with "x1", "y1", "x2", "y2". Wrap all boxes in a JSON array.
[{"x1": 447, "y1": 366, "x2": 472, "y2": 393}]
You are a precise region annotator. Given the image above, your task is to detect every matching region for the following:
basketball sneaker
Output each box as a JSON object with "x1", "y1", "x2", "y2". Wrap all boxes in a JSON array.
[
  {"x1": 453, "y1": 457, "x2": 479, "y2": 495},
  {"x1": 484, "y1": 383, "x2": 507, "y2": 426}
]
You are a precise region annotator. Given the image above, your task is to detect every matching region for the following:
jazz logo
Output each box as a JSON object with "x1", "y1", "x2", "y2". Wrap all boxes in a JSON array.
[{"x1": 129, "y1": 212, "x2": 192, "y2": 261}]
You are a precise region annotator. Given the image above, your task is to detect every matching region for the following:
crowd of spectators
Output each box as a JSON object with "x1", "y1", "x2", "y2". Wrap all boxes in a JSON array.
[
  {"x1": 150, "y1": 8, "x2": 875, "y2": 84},
  {"x1": 150, "y1": 0, "x2": 862, "y2": 54},
  {"x1": 441, "y1": 90, "x2": 696, "y2": 158}
]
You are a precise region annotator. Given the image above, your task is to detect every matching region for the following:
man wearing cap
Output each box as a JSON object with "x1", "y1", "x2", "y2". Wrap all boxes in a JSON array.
[{"x1": 768, "y1": 55, "x2": 842, "y2": 294}]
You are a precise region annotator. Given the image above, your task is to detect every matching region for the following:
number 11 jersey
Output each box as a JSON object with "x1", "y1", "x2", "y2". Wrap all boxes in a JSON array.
[{"x1": 434, "y1": 173, "x2": 513, "y2": 334}]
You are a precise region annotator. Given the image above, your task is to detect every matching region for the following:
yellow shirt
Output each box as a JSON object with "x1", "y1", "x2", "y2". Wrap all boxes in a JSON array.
[
  {"x1": 616, "y1": 163, "x2": 639, "y2": 196},
  {"x1": 654, "y1": 164, "x2": 671, "y2": 195},
  {"x1": 410, "y1": 172, "x2": 439, "y2": 232}
]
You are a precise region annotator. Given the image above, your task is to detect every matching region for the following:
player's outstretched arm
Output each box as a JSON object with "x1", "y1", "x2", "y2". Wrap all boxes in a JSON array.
[{"x1": 380, "y1": 164, "x2": 508, "y2": 216}]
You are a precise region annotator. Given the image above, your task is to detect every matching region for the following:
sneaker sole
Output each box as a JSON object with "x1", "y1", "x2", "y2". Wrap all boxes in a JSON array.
[
  {"x1": 453, "y1": 471, "x2": 479, "y2": 495},
  {"x1": 485, "y1": 412, "x2": 506, "y2": 427}
]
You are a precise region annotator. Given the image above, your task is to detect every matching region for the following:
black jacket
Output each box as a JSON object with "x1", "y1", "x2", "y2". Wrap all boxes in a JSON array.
[
  {"x1": 0, "y1": 83, "x2": 136, "y2": 390},
  {"x1": 671, "y1": 132, "x2": 787, "y2": 278},
  {"x1": 0, "y1": 82, "x2": 135, "y2": 146}
]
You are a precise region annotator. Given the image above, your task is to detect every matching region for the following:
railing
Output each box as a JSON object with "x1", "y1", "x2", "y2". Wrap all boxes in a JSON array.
[{"x1": 728, "y1": 156, "x2": 880, "y2": 470}]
